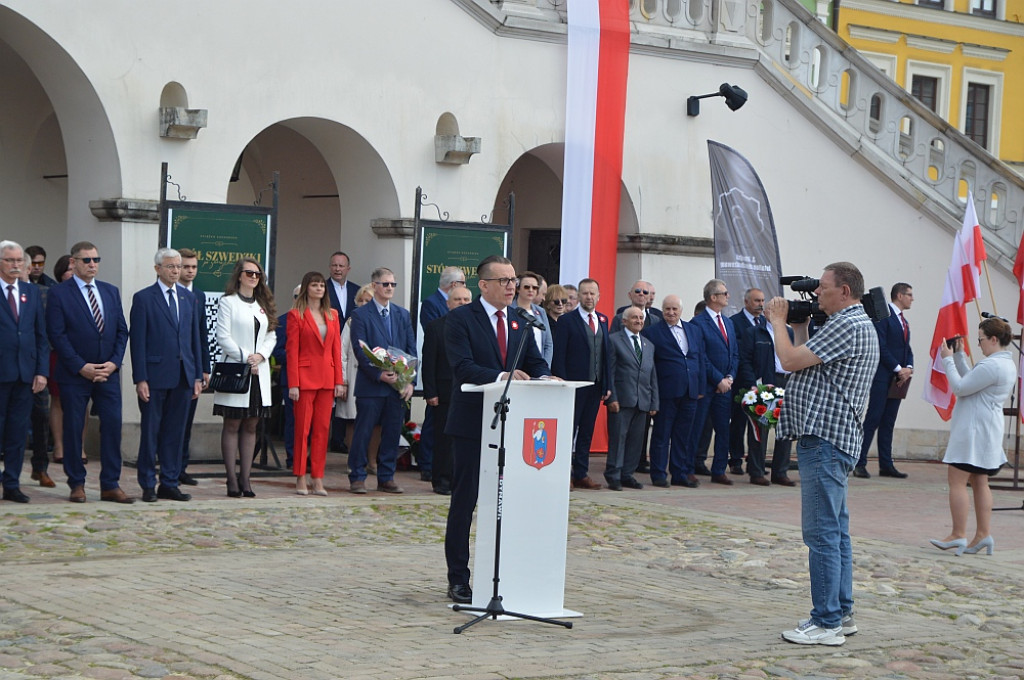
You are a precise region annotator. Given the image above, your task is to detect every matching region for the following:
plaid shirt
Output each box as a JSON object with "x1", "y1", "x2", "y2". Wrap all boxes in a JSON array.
[{"x1": 777, "y1": 304, "x2": 880, "y2": 457}]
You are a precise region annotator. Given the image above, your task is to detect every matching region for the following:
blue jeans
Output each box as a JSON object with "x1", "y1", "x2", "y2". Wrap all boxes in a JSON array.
[{"x1": 797, "y1": 434, "x2": 854, "y2": 629}]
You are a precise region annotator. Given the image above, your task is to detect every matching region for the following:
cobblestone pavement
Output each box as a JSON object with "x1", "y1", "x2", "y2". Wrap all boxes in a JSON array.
[{"x1": 1, "y1": 459, "x2": 1023, "y2": 680}]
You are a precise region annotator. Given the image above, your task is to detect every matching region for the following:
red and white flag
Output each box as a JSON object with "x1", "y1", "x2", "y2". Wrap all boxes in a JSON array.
[
  {"x1": 923, "y1": 192, "x2": 986, "y2": 420},
  {"x1": 559, "y1": 0, "x2": 629, "y2": 312}
]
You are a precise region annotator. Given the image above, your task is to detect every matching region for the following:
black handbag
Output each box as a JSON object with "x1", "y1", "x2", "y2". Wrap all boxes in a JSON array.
[{"x1": 210, "y1": 361, "x2": 251, "y2": 394}]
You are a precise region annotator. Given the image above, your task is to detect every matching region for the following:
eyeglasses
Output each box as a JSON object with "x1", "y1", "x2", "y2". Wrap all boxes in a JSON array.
[
  {"x1": 374, "y1": 281, "x2": 397, "y2": 288},
  {"x1": 31, "y1": 260, "x2": 45, "y2": 267},
  {"x1": 713, "y1": 290, "x2": 729, "y2": 297},
  {"x1": 1, "y1": 258, "x2": 24, "y2": 265},
  {"x1": 633, "y1": 288, "x2": 650, "y2": 295},
  {"x1": 160, "y1": 264, "x2": 183, "y2": 271},
  {"x1": 481, "y1": 277, "x2": 519, "y2": 288},
  {"x1": 77, "y1": 257, "x2": 101, "y2": 264},
  {"x1": 551, "y1": 299, "x2": 568, "y2": 306},
  {"x1": 520, "y1": 284, "x2": 539, "y2": 291},
  {"x1": 450, "y1": 281, "x2": 466, "y2": 287},
  {"x1": 241, "y1": 270, "x2": 262, "y2": 278}
]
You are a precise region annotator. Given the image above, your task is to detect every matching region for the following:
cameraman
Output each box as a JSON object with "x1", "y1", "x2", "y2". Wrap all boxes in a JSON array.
[{"x1": 764, "y1": 262, "x2": 879, "y2": 647}]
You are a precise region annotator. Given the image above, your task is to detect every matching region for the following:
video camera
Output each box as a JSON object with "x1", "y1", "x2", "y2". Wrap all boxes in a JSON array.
[{"x1": 780, "y1": 275, "x2": 889, "y2": 325}]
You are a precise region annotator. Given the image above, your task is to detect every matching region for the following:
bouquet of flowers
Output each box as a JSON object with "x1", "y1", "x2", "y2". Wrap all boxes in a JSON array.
[
  {"x1": 738, "y1": 382, "x2": 784, "y2": 432},
  {"x1": 401, "y1": 420, "x2": 421, "y2": 448},
  {"x1": 359, "y1": 340, "x2": 418, "y2": 406}
]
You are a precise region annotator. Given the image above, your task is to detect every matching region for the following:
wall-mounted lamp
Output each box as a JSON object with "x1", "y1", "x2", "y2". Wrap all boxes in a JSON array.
[{"x1": 686, "y1": 83, "x2": 748, "y2": 117}]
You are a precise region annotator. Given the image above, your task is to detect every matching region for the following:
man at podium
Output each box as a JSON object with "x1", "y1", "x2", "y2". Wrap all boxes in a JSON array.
[{"x1": 442, "y1": 255, "x2": 551, "y2": 604}]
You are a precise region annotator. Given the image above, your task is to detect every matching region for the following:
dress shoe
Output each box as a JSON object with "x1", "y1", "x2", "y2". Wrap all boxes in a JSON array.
[
  {"x1": 929, "y1": 537, "x2": 967, "y2": 555},
  {"x1": 711, "y1": 474, "x2": 734, "y2": 486},
  {"x1": 242, "y1": 489, "x2": 256, "y2": 498},
  {"x1": 606, "y1": 479, "x2": 623, "y2": 491},
  {"x1": 730, "y1": 464, "x2": 745, "y2": 475},
  {"x1": 311, "y1": 484, "x2": 328, "y2": 497},
  {"x1": 69, "y1": 485, "x2": 86, "y2": 503},
  {"x1": 2, "y1": 488, "x2": 30, "y2": 503},
  {"x1": 420, "y1": 470, "x2": 433, "y2": 482},
  {"x1": 141, "y1": 488, "x2": 158, "y2": 503},
  {"x1": 852, "y1": 467, "x2": 871, "y2": 479},
  {"x1": 571, "y1": 476, "x2": 602, "y2": 490},
  {"x1": 178, "y1": 472, "x2": 198, "y2": 486},
  {"x1": 651, "y1": 478, "x2": 670, "y2": 488},
  {"x1": 447, "y1": 583, "x2": 473, "y2": 604},
  {"x1": 31, "y1": 470, "x2": 56, "y2": 488},
  {"x1": 879, "y1": 467, "x2": 908, "y2": 479},
  {"x1": 771, "y1": 476, "x2": 796, "y2": 487},
  {"x1": 100, "y1": 488, "x2": 136, "y2": 504},
  {"x1": 687, "y1": 474, "x2": 701, "y2": 485},
  {"x1": 671, "y1": 477, "x2": 699, "y2": 488},
  {"x1": 157, "y1": 485, "x2": 192, "y2": 501},
  {"x1": 694, "y1": 465, "x2": 712, "y2": 476},
  {"x1": 330, "y1": 442, "x2": 349, "y2": 454},
  {"x1": 621, "y1": 476, "x2": 644, "y2": 489},
  {"x1": 433, "y1": 484, "x2": 452, "y2": 496},
  {"x1": 635, "y1": 462, "x2": 650, "y2": 474},
  {"x1": 750, "y1": 476, "x2": 771, "y2": 486},
  {"x1": 226, "y1": 489, "x2": 243, "y2": 498},
  {"x1": 350, "y1": 480, "x2": 367, "y2": 494},
  {"x1": 963, "y1": 536, "x2": 995, "y2": 555},
  {"x1": 378, "y1": 480, "x2": 404, "y2": 494}
]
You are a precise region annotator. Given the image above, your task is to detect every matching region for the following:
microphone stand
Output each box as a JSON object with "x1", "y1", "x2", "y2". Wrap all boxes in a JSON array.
[{"x1": 453, "y1": 307, "x2": 572, "y2": 634}]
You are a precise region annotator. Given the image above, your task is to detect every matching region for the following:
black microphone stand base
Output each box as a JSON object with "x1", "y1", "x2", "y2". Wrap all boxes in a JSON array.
[{"x1": 452, "y1": 596, "x2": 573, "y2": 634}]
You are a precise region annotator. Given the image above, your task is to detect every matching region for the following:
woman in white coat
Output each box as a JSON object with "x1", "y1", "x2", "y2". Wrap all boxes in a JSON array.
[
  {"x1": 215, "y1": 258, "x2": 278, "y2": 497},
  {"x1": 931, "y1": 317, "x2": 1015, "y2": 555}
]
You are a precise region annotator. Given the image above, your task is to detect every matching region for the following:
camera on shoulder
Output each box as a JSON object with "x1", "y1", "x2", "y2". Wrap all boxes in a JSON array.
[{"x1": 780, "y1": 275, "x2": 889, "y2": 325}]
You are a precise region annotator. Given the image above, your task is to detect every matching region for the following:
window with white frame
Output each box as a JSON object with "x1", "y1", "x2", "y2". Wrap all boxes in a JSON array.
[
  {"x1": 959, "y1": 68, "x2": 1003, "y2": 154},
  {"x1": 905, "y1": 60, "x2": 951, "y2": 119}
]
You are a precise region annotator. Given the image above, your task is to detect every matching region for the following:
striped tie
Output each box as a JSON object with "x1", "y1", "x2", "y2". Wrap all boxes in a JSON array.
[{"x1": 86, "y1": 284, "x2": 104, "y2": 333}]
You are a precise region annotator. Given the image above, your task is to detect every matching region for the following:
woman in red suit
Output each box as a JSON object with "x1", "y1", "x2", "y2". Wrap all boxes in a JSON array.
[{"x1": 286, "y1": 271, "x2": 344, "y2": 496}]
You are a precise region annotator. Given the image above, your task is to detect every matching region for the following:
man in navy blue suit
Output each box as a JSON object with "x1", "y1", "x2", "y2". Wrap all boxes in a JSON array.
[
  {"x1": 691, "y1": 279, "x2": 740, "y2": 485},
  {"x1": 0, "y1": 241, "x2": 49, "y2": 503},
  {"x1": 348, "y1": 266, "x2": 416, "y2": 494},
  {"x1": 552, "y1": 278, "x2": 612, "y2": 489},
  {"x1": 129, "y1": 248, "x2": 204, "y2": 502},
  {"x1": 46, "y1": 241, "x2": 132, "y2": 503},
  {"x1": 729, "y1": 288, "x2": 765, "y2": 475},
  {"x1": 643, "y1": 295, "x2": 705, "y2": 487},
  {"x1": 855, "y1": 283, "x2": 914, "y2": 479},
  {"x1": 442, "y1": 255, "x2": 551, "y2": 603},
  {"x1": 327, "y1": 251, "x2": 362, "y2": 453},
  {"x1": 176, "y1": 247, "x2": 210, "y2": 486}
]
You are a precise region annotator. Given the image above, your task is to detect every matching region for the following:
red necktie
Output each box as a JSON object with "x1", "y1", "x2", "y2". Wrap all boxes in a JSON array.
[
  {"x1": 900, "y1": 313, "x2": 908, "y2": 341},
  {"x1": 496, "y1": 309, "x2": 507, "y2": 366},
  {"x1": 6, "y1": 285, "x2": 17, "y2": 323},
  {"x1": 717, "y1": 314, "x2": 728, "y2": 344},
  {"x1": 588, "y1": 313, "x2": 596, "y2": 334}
]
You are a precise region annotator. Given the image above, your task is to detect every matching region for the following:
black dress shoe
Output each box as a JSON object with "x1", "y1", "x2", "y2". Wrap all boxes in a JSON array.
[
  {"x1": 606, "y1": 479, "x2": 623, "y2": 491},
  {"x1": 141, "y1": 488, "x2": 158, "y2": 503},
  {"x1": 671, "y1": 477, "x2": 699, "y2": 488},
  {"x1": 635, "y1": 462, "x2": 650, "y2": 474},
  {"x1": 2, "y1": 488, "x2": 30, "y2": 503},
  {"x1": 730, "y1": 464, "x2": 745, "y2": 475},
  {"x1": 226, "y1": 489, "x2": 243, "y2": 498},
  {"x1": 420, "y1": 470, "x2": 433, "y2": 482},
  {"x1": 879, "y1": 467, "x2": 908, "y2": 479},
  {"x1": 694, "y1": 465, "x2": 712, "y2": 476},
  {"x1": 157, "y1": 485, "x2": 192, "y2": 501},
  {"x1": 178, "y1": 472, "x2": 198, "y2": 486},
  {"x1": 852, "y1": 467, "x2": 871, "y2": 479},
  {"x1": 433, "y1": 484, "x2": 452, "y2": 496},
  {"x1": 621, "y1": 476, "x2": 644, "y2": 489},
  {"x1": 330, "y1": 442, "x2": 349, "y2": 454},
  {"x1": 771, "y1": 476, "x2": 796, "y2": 487},
  {"x1": 651, "y1": 478, "x2": 670, "y2": 488},
  {"x1": 447, "y1": 583, "x2": 473, "y2": 604}
]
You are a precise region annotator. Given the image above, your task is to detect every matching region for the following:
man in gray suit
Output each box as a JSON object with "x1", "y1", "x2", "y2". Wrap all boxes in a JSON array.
[{"x1": 605, "y1": 306, "x2": 659, "y2": 490}]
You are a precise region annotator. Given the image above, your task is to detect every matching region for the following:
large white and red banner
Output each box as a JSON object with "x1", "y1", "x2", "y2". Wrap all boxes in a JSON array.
[
  {"x1": 559, "y1": 0, "x2": 630, "y2": 314},
  {"x1": 923, "y1": 193, "x2": 987, "y2": 420}
]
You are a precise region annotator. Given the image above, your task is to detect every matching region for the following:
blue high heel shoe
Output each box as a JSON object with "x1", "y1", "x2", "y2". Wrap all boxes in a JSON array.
[
  {"x1": 929, "y1": 538, "x2": 967, "y2": 556},
  {"x1": 963, "y1": 536, "x2": 995, "y2": 555}
]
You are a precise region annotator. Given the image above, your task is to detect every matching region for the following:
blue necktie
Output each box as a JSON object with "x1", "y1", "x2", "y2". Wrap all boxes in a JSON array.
[
  {"x1": 381, "y1": 306, "x2": 392, "y2": 343},
  {"x1": 168, "y1": 288, "x2": 178, "y2": 325}
]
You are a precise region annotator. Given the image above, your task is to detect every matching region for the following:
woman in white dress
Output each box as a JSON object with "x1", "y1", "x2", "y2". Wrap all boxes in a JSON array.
[{"x1": 931, "y1": 317, "x2": 1015, "y2": 556}]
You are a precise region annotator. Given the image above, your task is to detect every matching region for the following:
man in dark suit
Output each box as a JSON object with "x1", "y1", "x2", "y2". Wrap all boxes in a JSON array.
[
  {"x1": 552, "y1": 277, "x2": 612, "y2": 489},
  {"x1": 348, "y1": 266, "x2": 416, "y2": 494},
  {"x1": 613, "y1": 279, "x2": 661, "y2": 331},
  {"x1": 421, "y1": 285, "x2": 472, "y2": 495},
  {"x1": 271, "y1": 284, "x2": 301, "y2": 469},
  {"x1": 176, "y1": 247, "x2": 210, "y2": 486},
  {"x1": 642, "y1": 294, "x2": 705, "y2": 487},
  {"x1": 646, "y1": 283, "x2": 664, "y2": 321},
  {"x1": 0, "y1": 241, "x2": 49, "y2": 503},
  {"x1": 327, "y1": 250, "x2": 362, "y2": 453},
  {"x1": 46, "y1": 241, "x2": 133, "y2": 504},
  {"x1": 855, "y1": 282, "x2": 914, "y2": 479},
  {"x1": 737, "y1": 312, "x2": 795, "y2": 486},
  {"x1": 24, "y1": 244, "x2": 57, "y2": 488},
  {"x1": 443, "y1": 255, "x2": 550, "y2": 603},
  {"x1": 729, "y1": 288, "x2": 765, "y2": 475},
  {"x1": 605, "y1": 306, "x2": 658, "y2": 490},
  {"x1": 129, "y1": 248, "x2": 204, "y2": 502},
  {"x1": 691, "y1": 279, "x2": 740, "y2": 485}
]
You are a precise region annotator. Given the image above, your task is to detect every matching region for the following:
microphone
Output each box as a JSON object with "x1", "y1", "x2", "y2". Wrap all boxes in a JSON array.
[
  {"x1": 981, "y1": 312, "x2": 1008, "y2": 322},
  {"x1": 514, "y1": 305, "x2": 546, "y2": 330}
]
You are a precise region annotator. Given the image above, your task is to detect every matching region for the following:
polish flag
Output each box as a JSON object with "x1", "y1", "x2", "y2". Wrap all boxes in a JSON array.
[{"x1": 923, "y1": 193, "x2": 985, "y2": 420}]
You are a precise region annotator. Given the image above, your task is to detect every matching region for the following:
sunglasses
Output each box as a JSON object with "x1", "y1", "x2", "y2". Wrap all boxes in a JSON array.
[
  {"x1": 633, "y1": 288, "x2": 650, "y2": 295},
  {"x1": 241, "y1": 270, "x2": 262, "y2": 278},
  {"x1": 375, "y1": 281, "x2": 397, "y2": 288},
  {"x1": 520, "y1": 284, "x2": 539, "y2": 291},
  {"x1": 551, "y1": 299, "x2": 568, "y2": 305},
  {"x1": 77, "y1": 257, "x2": 102, "y2": 264}
]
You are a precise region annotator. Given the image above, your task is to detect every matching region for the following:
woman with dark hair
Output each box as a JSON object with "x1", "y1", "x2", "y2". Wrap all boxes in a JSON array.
[
  {"x1": 214, "y1": 258, "x2": 277, "y2": 497},
  {"x1": 287, "y1": 271, "x2": 343, "y2": 496},
  {"x1": 931, "y1": 317, "x2": 1015, "y2": 555}
]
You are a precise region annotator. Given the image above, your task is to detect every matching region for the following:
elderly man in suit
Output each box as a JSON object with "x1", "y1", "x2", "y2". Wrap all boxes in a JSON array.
[
  {"x1": 605, "y1": 306, "x2": 658, "y2": 490},
  {"x1": 46, "y1": 241, "x2": 132, "y2": 504},
  {"x1": 443, "y1": 255, "x2": 551, "y2": 603},
  {"x1": 691, "y1": 279, "x2": 740, "y2": 486},
  {"x1": 176, "y1": 247, "x2": 210, "y2": 486},
  {"x1": 552, "y1": 277, "x2": 612, "y2": 490},
  {"x1": 855, "y1": 283, "x2": 914, "y2": 479},
  {"x1": 0, "y1": 241, "x2": 49, "y2": 503},
  {"x1": 327, "y1": 250, "x2": 361, "y2": 453},
  {"x1": 129, "y1": 248, "x2": 204, "y2": 502},
  {"x1": 642, "y1": 295, "x2": 706, "y2": 488},
  {"x1": 348, "y1": 266, "x2": 416, "y2": 494},
  {"x1": 613, "y1": 280, "x2": 661, "y2": 331},
  {"x1": 728, "y1": 288, "x2": 765, "y2": 475}
]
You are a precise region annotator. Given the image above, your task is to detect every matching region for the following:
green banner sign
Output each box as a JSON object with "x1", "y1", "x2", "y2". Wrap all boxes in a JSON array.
[
  {"x1": 166, "y1": 205, "x2": 273, "y2": 293},
  {"x1": 419, "y1": 223, "x2": 509, "y2": 295}
]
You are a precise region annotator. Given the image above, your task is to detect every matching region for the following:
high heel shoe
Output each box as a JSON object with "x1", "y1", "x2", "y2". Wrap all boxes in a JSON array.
[
  {"x1": 227, "y1": 489, "x2": 242, "y2": 498},
  {"x1": 296, "y1": 479, "x2": 309, "y2": 496},
  {"x1": 929, "y1": 538, "x2": 967, "y2": 556},
  {"x1": 242, "y1": 489, "x2": 256, "y2": 498},
  {"x1": 963, "y1": 536, "x2": 995, "y2": 555}
]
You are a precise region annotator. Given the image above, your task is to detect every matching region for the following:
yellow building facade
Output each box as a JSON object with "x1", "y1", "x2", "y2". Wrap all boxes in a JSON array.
[{"x1": 838, "y1": 0, "x2": 1024, "y2": 174}]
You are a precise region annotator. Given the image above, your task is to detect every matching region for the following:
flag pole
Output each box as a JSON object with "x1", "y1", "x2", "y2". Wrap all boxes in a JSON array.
[{"x1": 982, "y1": 260, "x2": 998, "y2": 316}]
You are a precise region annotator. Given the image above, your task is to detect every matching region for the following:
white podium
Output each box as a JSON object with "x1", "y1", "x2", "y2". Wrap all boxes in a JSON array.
[{"x1": 462, "y1": 379, "x2": 590, "y2": 619}]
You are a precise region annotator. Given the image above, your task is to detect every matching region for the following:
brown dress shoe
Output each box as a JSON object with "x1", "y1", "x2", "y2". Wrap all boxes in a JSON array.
[
  {"x1": 69, "y1": 485, "x2": 86, "y2": 503},
  {"x1": 750, "y1": 476, "x2": 771, "y2": 486},
  {"x1": 31, "y1": 471, "x2": 56, "y2": 488},
  {"x1": 378, "y1": 480, "x2": 404, "y2": 494},
  {"x1": 771, "y1": 476, "x2": 796, "y2": 487},
  {"x1": 710, "y1": 474, "x2": 734, "y2": 486},
  {"x1": 349, "y1": 480, "x2": 367, "y2": 494},
  {"x1": 100, "y1": 488, "x2": 136, "y2": 504},
  {"x1": 572, "y1": 476, "x2": 603, "y2": 490}
]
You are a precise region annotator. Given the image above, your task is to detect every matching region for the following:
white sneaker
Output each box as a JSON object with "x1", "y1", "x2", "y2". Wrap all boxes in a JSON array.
[
  {"x1": 841, "y1": 613, "x2": 858, "y2": 636},
  {"x1": 781, "y1": 619, "x2": 846, "y2": 646}
]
